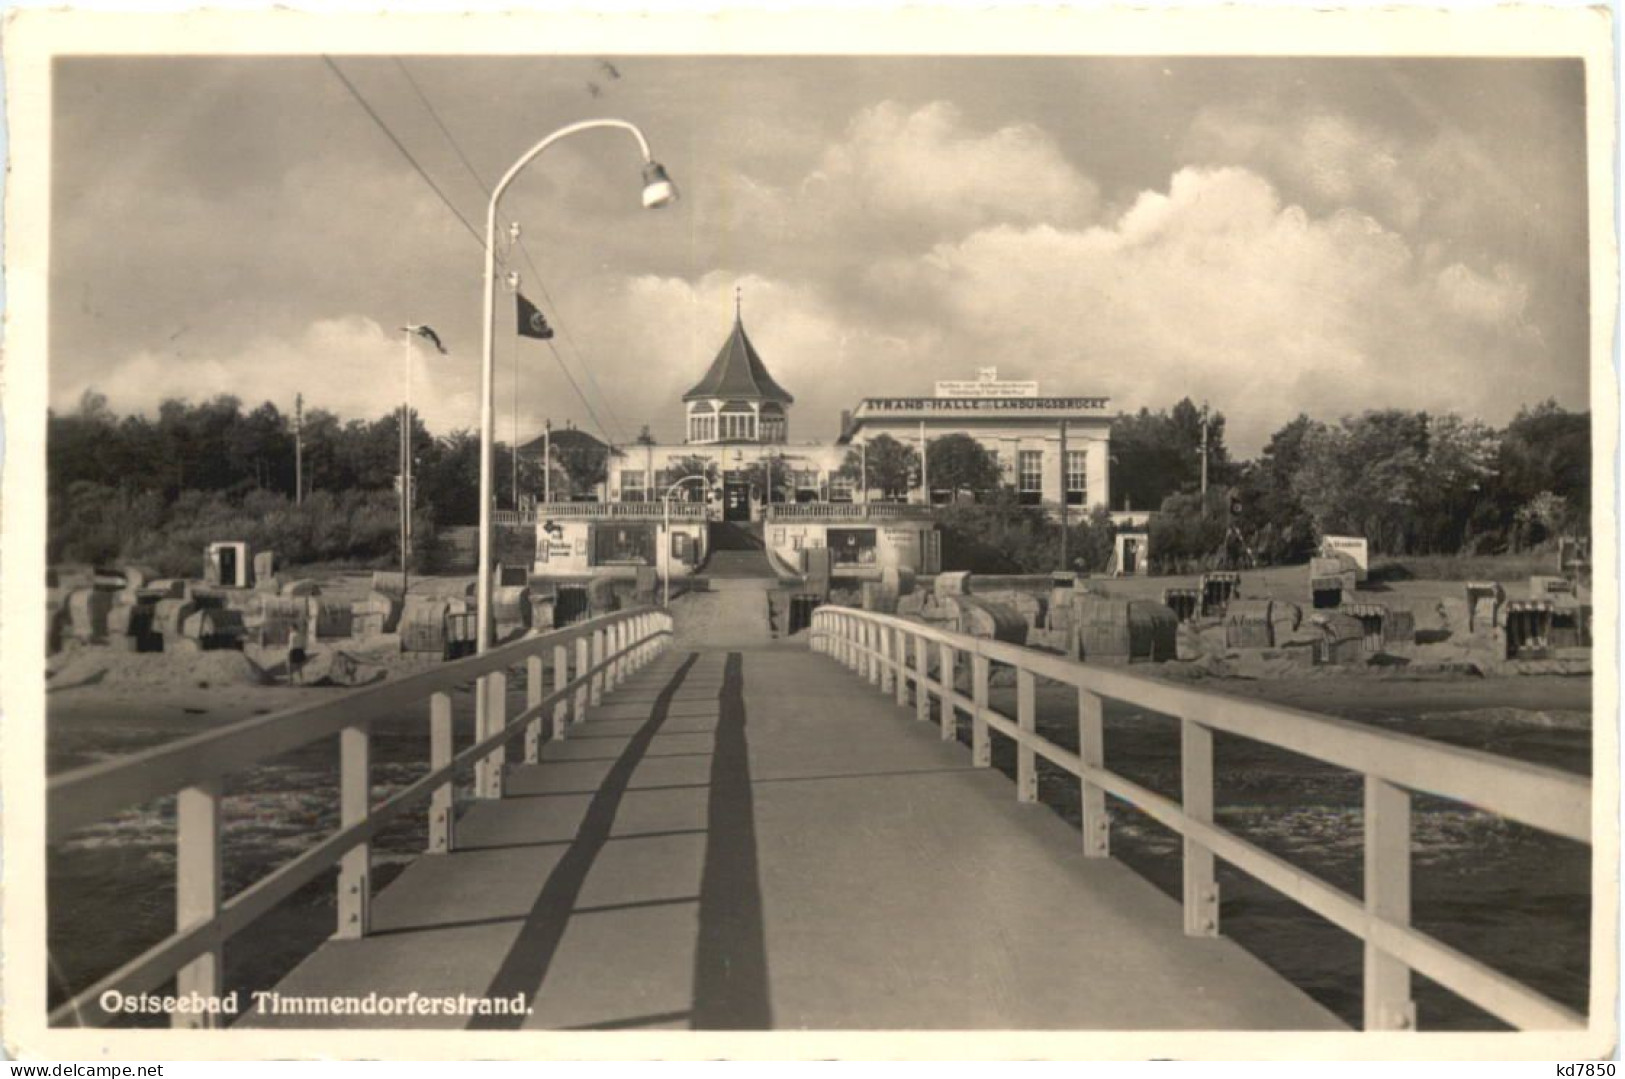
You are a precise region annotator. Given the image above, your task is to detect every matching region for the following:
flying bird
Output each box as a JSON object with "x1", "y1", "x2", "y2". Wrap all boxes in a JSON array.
[{"x1": 598, "y1": 60, "x2": 621, "y2": 80}]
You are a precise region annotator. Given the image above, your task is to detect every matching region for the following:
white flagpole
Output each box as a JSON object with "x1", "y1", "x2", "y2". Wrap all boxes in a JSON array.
[
  {"x1": 401, "y1": 328, "x2": 414, "y2": 587},
  {"x1": 512, "y1": 330, "x2": 520, "y2": 510}
]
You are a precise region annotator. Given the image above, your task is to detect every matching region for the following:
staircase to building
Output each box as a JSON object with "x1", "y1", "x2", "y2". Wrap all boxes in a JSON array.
[{"x1": 701, "y1": 521, "x2": 784, "y2": 585}]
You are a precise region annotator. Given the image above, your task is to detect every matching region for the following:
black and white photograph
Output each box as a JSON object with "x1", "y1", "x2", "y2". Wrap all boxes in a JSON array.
[{"x1": 2, "y1": 6, "x2": 1616, "y2": 1061}]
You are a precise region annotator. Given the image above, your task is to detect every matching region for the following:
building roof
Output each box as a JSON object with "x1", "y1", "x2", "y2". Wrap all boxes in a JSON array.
[
  {"x1": 516, "y1": 425, "x2": 608, "y2": 458},
  {"x1": 681, "y1": 315, "x2": 795, "y2": 405}
]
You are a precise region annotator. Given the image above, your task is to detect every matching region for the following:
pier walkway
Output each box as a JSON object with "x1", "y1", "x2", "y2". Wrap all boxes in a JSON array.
[
  {"x1": 249, "y1": 646, "x2": 1342, "y2": 1030},
  {"x1": 48, "y1": 605, "x2": 1589, "y2": 1035}
]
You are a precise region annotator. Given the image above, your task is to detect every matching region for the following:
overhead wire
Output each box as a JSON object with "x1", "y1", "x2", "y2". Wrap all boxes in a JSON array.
[
  {"x1": 321, "y1": 55, "x2": 623, "y2": 447},
  {"x1": 391, "y1": 57, "x2": 636, "y2": 447}
]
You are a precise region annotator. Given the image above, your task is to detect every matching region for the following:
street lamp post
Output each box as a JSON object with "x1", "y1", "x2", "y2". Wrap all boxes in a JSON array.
[
  {"x1": 662, "y1": 473, "x2": 709, "y2": 608},
  {"x1": 473, "y1": 120, "x2": 676, "y2": 799}
]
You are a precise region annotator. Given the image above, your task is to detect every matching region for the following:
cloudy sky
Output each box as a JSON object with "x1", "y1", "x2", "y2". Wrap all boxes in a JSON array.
[{"x1": 50, "y1": 55, "x2": 1589, "y2": 454}]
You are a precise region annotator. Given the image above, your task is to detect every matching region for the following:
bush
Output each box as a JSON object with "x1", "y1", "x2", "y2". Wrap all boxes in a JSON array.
[
  {"x1": 50, "y1": 486, "x2": 435, "y2": 577},
  {"x1": 936, "y1": 493, "x2": 1115, "y2": 575}
]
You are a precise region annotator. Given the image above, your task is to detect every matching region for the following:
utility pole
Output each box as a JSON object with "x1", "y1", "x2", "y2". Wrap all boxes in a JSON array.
[
  {"x1": 1059, "y1": 418, "x2": 1069, "y2": 572},
  {"x1": 1199, "y1": 402, "x2": 1210, "y2": 498},
  {"x1": 543, "y1": 419, "x2": 552, "y2": 504},
  {"x1": 294, "y1": 392, "x2": 304, "y2": 505},
  {"x1": 919, "y1": 420, "x2": 929, "y2": 506}
]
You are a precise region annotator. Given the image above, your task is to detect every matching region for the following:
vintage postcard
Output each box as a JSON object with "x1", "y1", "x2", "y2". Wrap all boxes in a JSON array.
[{"x1": 2, "y1": 5, "x2": 1617, "y2": 1062}]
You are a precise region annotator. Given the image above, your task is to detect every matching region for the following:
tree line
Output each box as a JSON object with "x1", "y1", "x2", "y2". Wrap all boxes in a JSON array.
[
  {"x1": 46, "y1": 390, "x2": 607, "y2": 571},
  {"x1": 47, "y1": 388, "x2": 1589, "y2": 574}
]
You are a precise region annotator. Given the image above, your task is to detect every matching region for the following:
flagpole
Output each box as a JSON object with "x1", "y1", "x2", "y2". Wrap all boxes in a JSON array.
[
  {"x1": 401, "y1": 327, "x2": 413, "y2": 593},
  {"x1": 544, "y1": 419, "x2": 552, "y2": 503},
  {"x1": 512, "y1": 328, "x2": 520, "y2": 511}
]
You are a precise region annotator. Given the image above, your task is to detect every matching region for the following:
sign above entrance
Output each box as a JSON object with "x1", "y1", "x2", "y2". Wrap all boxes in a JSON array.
[
  {"x1": 861, "y1": 396, "x2": 1110, "y2": 413},
  {"x1": 934, "y1": 378, "x2": 1039, "y2": 399}
]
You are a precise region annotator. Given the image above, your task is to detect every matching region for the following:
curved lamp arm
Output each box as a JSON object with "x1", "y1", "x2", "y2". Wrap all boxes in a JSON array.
[{"x1": 492, "y1": 119, "x2": 655, "y2": 207}]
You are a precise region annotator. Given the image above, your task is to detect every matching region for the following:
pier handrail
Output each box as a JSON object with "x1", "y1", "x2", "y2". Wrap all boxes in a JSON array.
[
  {"x1": 47, "y1": 607, "x2": 673, "y2": 1028},
  {"x1": 811, "y1": 606, "x2": 1592, "y2": 1033}
]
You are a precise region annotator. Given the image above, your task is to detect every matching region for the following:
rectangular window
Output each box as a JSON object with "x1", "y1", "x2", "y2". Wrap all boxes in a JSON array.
[
  {"x1": 828, "y1": 528, "x2": 878, "y2": 565},
  {"x1": 1018, "y1": 450, "x2": 1043, "y2": 505},
  {"x1": 829, "y1": 474, "x2": 854, "y2": 502},
  {"x1": 591, "y1": 523, "x2": 655, "y2": 566},
  {"x1": 1066, "y1": 450, "x2": 1087, "y2": 506},
  {"x1": 620, "y1": 469, "x2": 646, "y2": 503}
]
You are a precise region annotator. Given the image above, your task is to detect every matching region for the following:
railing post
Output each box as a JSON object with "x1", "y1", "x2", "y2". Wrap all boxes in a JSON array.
[
  {"x1": 937, "y1": 642, "x2": 955, "y2": 741},
  {"x1": 552, "y1": 642, "x2": 571, "y2": 739},
  {"x1": 867, "y1": 624, "x2": 880, "y2": 686},
  {"x1": 337, "y1": 721, "x2": 371, "y2": 939},
  {"x1": 1016, "y1": 668, "x2": 1037, "y2": 802},
  {"x1": 609, "y1": 622, "x2": 623, "y2": 689},
  {"x1": 971, "y1": 652, "x2": 991, "y2": 767},
  {"x1": 1364, "y1": 775, "x2": 1416, "y2": 1031},
  {"x1": 480, "y1": 671, "x2": 507, "y2": 799},
  {"x1": 1181, "y1": 718, "x2": 1218, "y2": 937},
  {"x1": 174, "y1": 780, "x2": 221, "y2": 1028},
  {"x1": 877, "y1": 624, "x2": 892, "y2": 692},
  {"x1": 591, "y1": 628, "x2": 606, "y2": 705},
  {"x1": 429, "y1": 691, "x2": 455, "y2": 854},
  {"x1": 1078, "y1": 688, "x2": 1108, "y2": 857},
  {"x1": 525, "y1": 654, "x2": 544, "y2": 764},
  {"x1": 914, "y1": 633, "x2": 929, "y2": 722},
  {"x1": 893, "y1": 628, "x2": 907, "y2": 705},
  {"x1": 575, "y1": 636, "x2": 591, "y2": 719}
]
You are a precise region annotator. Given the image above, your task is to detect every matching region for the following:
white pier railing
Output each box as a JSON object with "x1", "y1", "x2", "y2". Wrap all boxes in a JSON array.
[
  {"x1": 811, "y1": 606, "x2": 1591, "y2": 1033},
  {"x1": 46, "y1": 608, "x2": 673, "y2": 1028}
]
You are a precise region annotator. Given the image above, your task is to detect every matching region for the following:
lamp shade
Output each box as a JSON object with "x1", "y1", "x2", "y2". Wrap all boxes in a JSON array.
[{"x1": 641, "y1": 161, "x2": 679, "y2": 209}]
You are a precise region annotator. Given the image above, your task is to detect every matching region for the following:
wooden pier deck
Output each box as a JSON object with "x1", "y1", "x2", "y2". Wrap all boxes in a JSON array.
[{"x1": 247, "y1": 646, "x2": 1344, "y2": 1031}]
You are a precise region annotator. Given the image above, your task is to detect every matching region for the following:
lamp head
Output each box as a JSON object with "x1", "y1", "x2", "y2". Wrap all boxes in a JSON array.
[{"x1": 641, "y1": 160, "x2": 678, "y2": 209}]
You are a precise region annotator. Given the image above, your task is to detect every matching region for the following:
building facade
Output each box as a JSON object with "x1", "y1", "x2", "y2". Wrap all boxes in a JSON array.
[
  {"x1": 528, "y1": 309, "x2": 1113, "y2": 583},
  {"x1": 604, "y1": 313, "x2": 1112, "y2": 519}
]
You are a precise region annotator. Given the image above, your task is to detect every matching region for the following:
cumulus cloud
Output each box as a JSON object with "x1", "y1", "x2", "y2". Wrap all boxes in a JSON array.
[
  {"x1": 806, "y1": 101, "x2": 1100, "y2": 235},
  {"x1": 1184, "y1": 104, "x2": 1426, "y2": 231},
  {"x1": 867, "y1": 166, "x2": 1559, "y2": 452},
  {"x1": 66, "y1": 316, "x2": 483, "y2": 433},
  {"x1": 51, "y1": 67, "x2": 1586, "y2": 463}
]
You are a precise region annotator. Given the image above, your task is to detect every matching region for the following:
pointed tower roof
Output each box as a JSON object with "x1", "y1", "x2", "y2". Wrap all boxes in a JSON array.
[{"x1": 681, "y1": 298, "x2": 795, "y2": 405}]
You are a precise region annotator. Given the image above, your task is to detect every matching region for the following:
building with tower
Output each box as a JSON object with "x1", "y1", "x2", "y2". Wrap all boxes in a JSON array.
[{"x1": 524, "y1": 299, "x2": 1113, "y2": 585}]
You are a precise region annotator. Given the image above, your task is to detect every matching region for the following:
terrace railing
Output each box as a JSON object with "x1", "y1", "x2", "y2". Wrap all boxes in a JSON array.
[
  {"x1": 46, "y1": 608, "x2": 673, "y2": 1028},
  {"x1": 494, "y1": 502, "x2": 708, "y2": 525},
  {"x1": 765, "y1": 503, "x2": 935, "y2": 522},
  {"x1": 810, "y1": 606, "x2": 1591, "y2": 1032}
]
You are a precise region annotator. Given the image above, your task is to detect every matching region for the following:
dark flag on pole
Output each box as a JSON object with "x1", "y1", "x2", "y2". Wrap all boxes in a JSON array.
[
  {"x1": 517, "y1": 292, "x2": 555, "y2": 340},
  {"x1": 410, "y1": 325, "x2": 448, "y2": 354}
]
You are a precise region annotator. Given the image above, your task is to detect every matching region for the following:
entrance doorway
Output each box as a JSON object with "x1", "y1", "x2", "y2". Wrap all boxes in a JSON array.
[{"x1": 723, "y1": 482, "x2": 751, "y2": 522}]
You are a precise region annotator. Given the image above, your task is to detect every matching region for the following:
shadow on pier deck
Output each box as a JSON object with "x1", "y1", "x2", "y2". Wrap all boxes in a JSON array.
[{"x1": 247, "y1": 647, "x2": 1343, "y2": 1032}]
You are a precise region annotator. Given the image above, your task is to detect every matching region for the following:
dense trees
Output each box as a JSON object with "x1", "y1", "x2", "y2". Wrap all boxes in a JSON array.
[
  {"x1": 838, "y1": 434, "x2": 918, "y2": 501},
  {"x1": 926, "y1": 433, "x2": 1002, "y2": 499},
  {"x1": 45, "y1": 393, "x2": 551, "y2": 567},
  {"x1": 1110, "y1": 398, "x2": 1235, "y2": 513},
  {"x1": 47, "y1": 388, "x2": 1592, "y2": 574}
]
